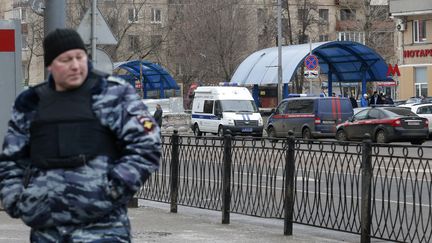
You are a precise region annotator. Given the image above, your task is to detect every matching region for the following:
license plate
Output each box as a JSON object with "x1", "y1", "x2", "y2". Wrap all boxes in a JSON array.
[
  {"x1": 241, "y1": 128, "x2": 253, "y2": 132},
  {"x1": 407, "y1": 121, "x2": 420, "y2": 126},
  {"x1": 322, "y1": 120, "x2": 335, "y2": 124}
]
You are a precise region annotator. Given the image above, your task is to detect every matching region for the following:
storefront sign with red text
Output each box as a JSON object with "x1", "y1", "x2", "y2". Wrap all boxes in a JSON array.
[{"x1": 404, "y1": 49, "x2": 432, "y2": 58}]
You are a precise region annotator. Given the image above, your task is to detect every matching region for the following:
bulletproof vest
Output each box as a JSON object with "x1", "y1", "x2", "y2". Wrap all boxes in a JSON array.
[{"x1": 29, "y1": 72, "x2": 120, "y2": 169}]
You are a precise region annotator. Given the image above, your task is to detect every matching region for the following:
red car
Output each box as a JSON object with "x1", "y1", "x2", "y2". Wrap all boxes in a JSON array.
[{"x1": 336, "y1": 106, "x2": 429, "y2": 145}]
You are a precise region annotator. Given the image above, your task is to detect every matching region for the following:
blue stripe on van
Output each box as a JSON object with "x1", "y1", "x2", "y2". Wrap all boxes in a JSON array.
[
  {"x1": 241, "y1": 114, "x2": 251, "y2": 120},
  {"x1": 192, "y1": 114, "x2": 220, "y2": 120}
]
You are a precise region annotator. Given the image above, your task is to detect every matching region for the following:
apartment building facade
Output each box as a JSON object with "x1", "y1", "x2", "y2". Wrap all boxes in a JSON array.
[
  {"x1": 0, "y1": 0, "x2": 395, "y2": 98},
  {"x1": 390, "y1": 0, "x2": 432, "y2": 99}
]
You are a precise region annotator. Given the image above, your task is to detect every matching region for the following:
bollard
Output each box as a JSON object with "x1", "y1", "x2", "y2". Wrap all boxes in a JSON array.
[
  {"x1": 361, "y1": 133, "x2": 372, "y2": 243},
  {"x1": 222, "y1": 133, "x2": 232, "y2": 224},
  {"x1": 284, "y1": 130, "x2": 295, "y2": 235},
  {"x1": 170, "y1": 130, "x2": 179, "y2": 213}
]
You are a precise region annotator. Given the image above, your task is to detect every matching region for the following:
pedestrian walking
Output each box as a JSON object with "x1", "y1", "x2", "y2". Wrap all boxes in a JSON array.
[
  {"x1": 384, "y1": 94, "x2": 394, "y2": 105},
  {"x1": 320, "y1": 88, "x2": 327, "y2": 97},
  {"x1": 369, "y1": 91, "x2": 383, "y2": 106},
  {"x1": 153, "y1": 104, "x2": 163, "y2": 128},
  {"x1": 361, "y1": 93, "x2": 369, "y2": 107},
  {"x1": 349, "y1": 94, "x2": 358, "y2": 108},
  {"x1": 0, "y1": 28, "x2": 161, "y2": 242}
]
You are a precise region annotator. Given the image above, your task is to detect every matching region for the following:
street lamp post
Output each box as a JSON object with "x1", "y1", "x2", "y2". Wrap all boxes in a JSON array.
[{"x1": 277, "y1": 0, "x2": 283, "y2": 104}]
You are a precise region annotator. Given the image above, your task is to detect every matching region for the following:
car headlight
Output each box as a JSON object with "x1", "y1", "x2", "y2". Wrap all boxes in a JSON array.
[
  {"x1": 227, "y1": 119, "x2": 235, "y2": 125},
  {"x1": 258, "y1": 117, "x2": 263, "y2": 126}
]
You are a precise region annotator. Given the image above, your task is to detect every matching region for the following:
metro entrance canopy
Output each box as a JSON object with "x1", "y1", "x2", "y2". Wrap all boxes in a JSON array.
[
  {"x1": 113, "y1": 60, "x2": 179, "y2": 98},
  {"x1": 230, "y1": 41, "x2": 394, "y2": 104}
]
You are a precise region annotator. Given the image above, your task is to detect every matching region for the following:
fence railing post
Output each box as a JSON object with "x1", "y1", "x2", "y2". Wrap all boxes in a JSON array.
[
  {"x1": 361, "y1": 133, "x2": 373, "y2": 243},
  {"x1": 284, "y1": 130, "x2": 295, "y2": 235},
  {"x1": 170, "y1": 130, "x2": 179, "y2": 213},
  {"x1": 222, "y1": 133, "x2": 232, "y2": 224}
]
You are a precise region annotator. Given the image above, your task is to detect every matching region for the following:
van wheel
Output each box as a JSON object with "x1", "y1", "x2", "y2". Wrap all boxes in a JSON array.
[
  {"x1": 218, "y1": 126, "x2": 224, "y2": 136},
  {"x1": 302, "y1": 128, "x2": 312, "y2": 140},
  {"x1": 194, "y1": 124, "x2": 202, "y2": 137},
  {"x1": 375, "y1": 130, "x2": 388, "y2": 143}
]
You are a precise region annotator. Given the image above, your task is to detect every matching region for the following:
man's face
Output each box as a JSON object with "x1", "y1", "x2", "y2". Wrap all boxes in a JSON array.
[{"x1": 47, "y1": 49, "x2": 88, "y2": 91}]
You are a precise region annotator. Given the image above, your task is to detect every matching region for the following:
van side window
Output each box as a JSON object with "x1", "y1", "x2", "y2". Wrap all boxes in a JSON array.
[
  {"x1": 214, "y1": 100, "x2": 222, "y2": 115},
  {"x1": 203, "y1": 100, "x2": 214, "y2": 114},
  {"x1": 287, "y1": 100, "x2": 314, "y2": 114}
]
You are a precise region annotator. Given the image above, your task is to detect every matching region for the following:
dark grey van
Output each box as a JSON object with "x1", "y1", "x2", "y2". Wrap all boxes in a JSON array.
[{"x1": 266, "y1": 97, "x2": 354, "y2": 139}]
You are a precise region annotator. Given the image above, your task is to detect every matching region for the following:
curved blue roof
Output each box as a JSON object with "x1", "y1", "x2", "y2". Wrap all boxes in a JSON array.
[
  {"x1": 113, "y1": 60, "x2": 179, "y2": 97},
  {"x1": 231, "y1": 41, "x2": 394, "y2": 85}
]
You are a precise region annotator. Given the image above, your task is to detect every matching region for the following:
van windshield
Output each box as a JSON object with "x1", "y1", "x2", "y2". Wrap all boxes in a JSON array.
[{"x1": 220, "y1": 100, "x2": 258, "y2": 113}]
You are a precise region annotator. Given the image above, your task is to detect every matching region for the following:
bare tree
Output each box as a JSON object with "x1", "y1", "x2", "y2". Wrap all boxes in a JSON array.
[
  {"x1": 66, "y1": 0, "x2": 170, "y2": 62},
  {"x1": 169, "y1": 0, "x2": 255, "y2": 85},
  {"x1": 337, "y1": 0, "x2": 395, "y2": 60},
  {"x1": 337, "y1": 0, "x2": 395, "y2": 96},
  {"x1": 281, "y1": 0, "x2": 318, "y2": 93},
  {"x1": 23, "y1": 3, "x2": 44, "y2": 86}
]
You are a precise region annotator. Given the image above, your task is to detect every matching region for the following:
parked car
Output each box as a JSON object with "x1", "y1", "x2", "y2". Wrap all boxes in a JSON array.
[
  {"x1": 400, "y1": 103, "x2": 432, "y2": 135},
  {"x1": 393, "y1": 99, "x2": 407, "y2": 106},
  {"x1": 399, "y1": 97, "x2": 432, "y2": 107},
  {"x1": 335, "y1": 107, "x2": 429, "y2": 145},
  {"x1": 405, "y1": 97, "x2": 423, "y2": 104},
  {"x1": 266, "y1": 96, "x2": 353, "y2": 139}
]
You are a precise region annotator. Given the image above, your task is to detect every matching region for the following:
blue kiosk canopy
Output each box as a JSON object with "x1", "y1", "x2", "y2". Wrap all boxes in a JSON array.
[
  {"x1": 230, "y1": 41, "x2": 394, "y2": 107},
  {"x1": 113, "y1": 60, "x2": 179, "y2": 98}
]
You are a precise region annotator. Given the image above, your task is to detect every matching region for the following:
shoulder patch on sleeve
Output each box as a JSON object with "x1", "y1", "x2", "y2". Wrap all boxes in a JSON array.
[
  {"x1": 107, "y1": 76, "x2": 126, "y2": 86},
  {"x1": 137, "y1": 115, "x2": 156, "y2": 132}
]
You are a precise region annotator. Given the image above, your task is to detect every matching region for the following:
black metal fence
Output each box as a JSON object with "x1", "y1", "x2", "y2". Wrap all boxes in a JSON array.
[{"x1": 136, "y1": 132, "x2": 432, "y2": 243}]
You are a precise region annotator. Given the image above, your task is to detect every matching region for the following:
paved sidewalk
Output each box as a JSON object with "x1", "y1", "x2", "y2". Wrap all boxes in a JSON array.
[{"x1": 0, "y1": 200, "x2": 369, "y2": 243}]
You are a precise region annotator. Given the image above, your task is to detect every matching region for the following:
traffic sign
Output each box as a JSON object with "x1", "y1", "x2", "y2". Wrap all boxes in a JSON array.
[
  {"x1": 94, "y1": 48, "x2": 113, "y2": 74},
  {"x1": 304, "y1": 54, "x2": 319, "y2": 70},
  {"x1": 135, "y1": 80, "x2": 142, "y2": 89},
  {"x1": 304, "y1": 70, "x2": 319, "y2": 79},
  {"x1": 77, "y1": 8, "x2": 117, "y2": 45}
]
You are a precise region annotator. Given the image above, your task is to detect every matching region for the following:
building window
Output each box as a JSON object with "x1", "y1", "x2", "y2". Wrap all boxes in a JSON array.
[
  {"x1": 175, "y1": 63, "x2": 183, "y2": 76},
  {"x1": 128, "y1": 8, "x2": 138, "y2": 23},
  {"x1": 22, "y1": 34, "x2": 28, "y2": 50},
  {"x1": 319, "y1": 9, "x2": 329, "y2": 24},
  {"x1": 415, "y1": 67, "x2": 428, "y2": 97},
  {"x1": 22, "y1": 62, "x2": 29, "y2": 82},
  {"x1": 298, "y1": 9, "x2": 307, "y2": 22},
  {"x1": 21, "y1": 8, "x2": 26, "y2": 23},
  {"x1": 413, "y1": 20, "x2": 427, "y2": 43},
  {"x1": 319, "y1": 35, "x2": 328, "y2": 42},
  {"x1": 128, "y1": 35, "x2": 139, "y2": 51},
  {"x1": 340, "y1": 9, "x2": 356, "y2": 21},
  {"x1": 338, "y1": 32, "x2": 364, "y2": 44},
  {"x1": 151, "y1": 35, "x2": 162, "y2": 50},
  {"x1": 151, "y1": 8, "x2": 161, "y2": 23}
]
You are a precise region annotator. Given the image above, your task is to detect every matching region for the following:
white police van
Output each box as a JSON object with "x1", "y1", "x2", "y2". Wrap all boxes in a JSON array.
[{"x1": 191, "y1": 86, "x2": 263, "y2": 137}]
